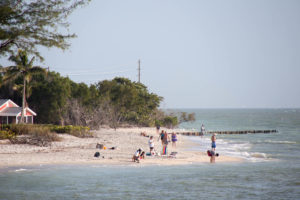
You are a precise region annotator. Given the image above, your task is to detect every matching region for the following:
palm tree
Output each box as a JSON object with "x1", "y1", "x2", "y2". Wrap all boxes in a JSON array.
[{"x1": 2, "y1": 50, "x2": 47, "y2": 123}]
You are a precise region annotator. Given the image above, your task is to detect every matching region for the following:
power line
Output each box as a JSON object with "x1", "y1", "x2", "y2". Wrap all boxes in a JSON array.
[
  {"x1": 65, "y1": 69, "x2": 135, "y2": 76},
  {"x1": 54, "y1": 66, "x2": 134, "y2": 73},
  {"x1": 50, "y1": 63, "x2": 136, "y2": 71}
]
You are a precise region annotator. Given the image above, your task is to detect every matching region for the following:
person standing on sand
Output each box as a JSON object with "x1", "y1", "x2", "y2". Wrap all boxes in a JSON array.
[
  {"x1": 149, "y1": 136, "x2": 155, "y2": 155},
  {"x1": 201, "y1": 124, "x2": 205, "y2": 136},
  {"x1": 162, "y1": 131, "x2": 169, "y2": 145},
  {"x1": 171, "y1": 132, "x2": 177, "y2": 148},
  {"x1": 156, "y1": 124, "x2": 160, "y2": 134},
  {"x1": 162, "y1": 131, "x2": 170, "y2": 155},
  {"x1": 159, "y1": 130, "x2": 165, "y2": 145},
  {"x1": 211, "y1": 133, "x2": 216, "y2": 151}
]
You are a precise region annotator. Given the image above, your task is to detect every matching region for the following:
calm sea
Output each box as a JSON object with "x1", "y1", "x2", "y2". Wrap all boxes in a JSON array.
[{"x1": 0, "y1": 109, "x2": 299, "y2": 200}]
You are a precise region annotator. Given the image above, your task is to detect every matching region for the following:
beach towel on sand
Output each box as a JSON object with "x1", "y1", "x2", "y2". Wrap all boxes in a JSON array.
[{"x1": 162, "y1": 146, "x2": 167, "y2": 155}]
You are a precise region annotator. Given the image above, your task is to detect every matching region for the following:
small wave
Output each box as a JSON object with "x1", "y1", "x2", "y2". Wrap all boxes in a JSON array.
[
  {"x1": 188, "y1": 136, "x2": 271, "y2": 162},
  {"x1": 220, "y1": 151, "x2": 270, "y2": 162},
  {"x1": 250, "y1": 152, "x2": 267, "y2": 158},
  {"x1": 264, "y1": 140, "x2": 297, "y2": 144},
  {"x1": 15, "y1": 168, "x2": 27, "y2": 172}
]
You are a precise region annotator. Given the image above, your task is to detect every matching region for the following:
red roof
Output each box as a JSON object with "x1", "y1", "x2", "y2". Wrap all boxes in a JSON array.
[{"x1": 0, "y1": 99, "x2": 36, "y2": 116}]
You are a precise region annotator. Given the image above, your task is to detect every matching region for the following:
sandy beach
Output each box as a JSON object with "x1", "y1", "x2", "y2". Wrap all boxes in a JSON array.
[{"x1": 0, "y1": 127, "x2": 242, "y2": 168}]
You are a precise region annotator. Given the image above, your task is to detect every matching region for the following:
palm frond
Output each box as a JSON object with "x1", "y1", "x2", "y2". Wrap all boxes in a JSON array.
[
  {"x1": 2, "y1": 69, "x2": 22, "y2": 84},
  {"x1": 29, "y1": 66, "x2": 47, "y2": 75},
  {"x1": 9, "y1": 55, "x2": 22, "y2": 66},
  {"x1": 28, "y1": 57, "x2": 35, "y2": 67},
  {"x1": 3, "y1": 66, "x2": 18, "y2": 71}
]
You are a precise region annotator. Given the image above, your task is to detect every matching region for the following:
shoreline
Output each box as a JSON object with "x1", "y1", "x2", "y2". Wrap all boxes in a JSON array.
[{"x1": 0, "y1": 127, "x2": 243, "y2": 169}]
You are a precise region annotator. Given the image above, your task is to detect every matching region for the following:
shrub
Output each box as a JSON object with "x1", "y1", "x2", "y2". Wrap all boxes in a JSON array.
[
  {"x1": 0, "y1": 129, "x2": 16, "y2": 140},
  {"x1": 179, "y1": 112, "x2": 196, "y2": 122},
  {"x1": 28, "y1": 126, "x2": 61, "y2": 146},
  {"x1": 7, "y1": 124, "x2": 35, "y2": 135},
  {"x1": 49, "y1": 125, "x2": 93, "y2": 138},
  {"x1": 1, "y1": 124, "x2": 60, "y2": 146},
  {"x1": 187, "y1": 113, "x2": 196, "y2": 121},
  {"x1": 162, "y1": 116, "x2": 178, "y2": 129},
  {"x1": 2, "y1": 124, "x2": 93, "y2": 138}
]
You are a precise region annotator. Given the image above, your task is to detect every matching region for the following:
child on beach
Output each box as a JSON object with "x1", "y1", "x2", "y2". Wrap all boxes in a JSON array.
[
  {"x1": 149, "y1": 136, "x2": 155, "y2": 155},
  {"x1": 133, "y1": 148, "x2": 142, "y2": 163},
  {"x1": 140, "y1": 151, "x2": 145, "y2": 159}
]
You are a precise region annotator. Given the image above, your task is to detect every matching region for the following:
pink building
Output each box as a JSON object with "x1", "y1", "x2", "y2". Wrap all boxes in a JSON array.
[{"x1": 0, "y1": 99, "x2": 36, "y2": 124}]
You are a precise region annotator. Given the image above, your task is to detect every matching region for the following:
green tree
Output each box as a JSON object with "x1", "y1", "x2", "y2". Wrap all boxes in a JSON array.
[
  {"x1": 0, "y1": 0, "x2": 90, "y2": 61},
  {"x1": 162, "y1": 116, "x2": 178, "y2": 129},
  {"x1": 29, "y1": 72, "x2": 72, "y2": 125},
  {"x1": 2, "y1": 50, "x2": 46, "y2": 123},
  {"x1": 96, "y1": 77, "x2": 162, "y2": 126}
]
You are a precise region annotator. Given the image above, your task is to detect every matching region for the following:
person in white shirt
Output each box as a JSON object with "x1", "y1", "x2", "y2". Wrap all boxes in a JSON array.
[
  {"x1": 133, "y1": 148, "x2": 142, "y2": 163},
  {"x1": 149, "y1": 136, "x2": 155, "y2": 155}
]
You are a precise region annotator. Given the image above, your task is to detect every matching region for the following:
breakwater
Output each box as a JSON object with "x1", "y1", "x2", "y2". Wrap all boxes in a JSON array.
[{"x1": 178, "y1": 130, "x2": 277, "y2": 136}]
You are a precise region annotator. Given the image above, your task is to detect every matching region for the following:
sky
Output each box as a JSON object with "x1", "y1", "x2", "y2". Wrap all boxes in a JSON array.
[{"x1": 1, "y1": 0, "x2": 300, "y2": 108}]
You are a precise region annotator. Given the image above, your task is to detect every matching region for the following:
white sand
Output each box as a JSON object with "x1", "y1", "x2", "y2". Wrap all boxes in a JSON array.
[{"x1": 0, "y1": 127, "x2": 243, "y2": 168}]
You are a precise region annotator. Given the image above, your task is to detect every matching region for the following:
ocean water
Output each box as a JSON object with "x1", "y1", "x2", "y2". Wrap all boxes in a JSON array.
[
  {"x1": 179, "y1": 109, "x2": 300, "y2": 163},
  {"x1": 0, "y1": 109, "x2": 299, "y2": 200}
]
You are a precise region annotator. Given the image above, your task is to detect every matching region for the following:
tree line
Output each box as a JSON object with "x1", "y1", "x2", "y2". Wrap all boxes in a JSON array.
[{"x1": 0, "y1": 55, "x2": 178, "y2": 128}]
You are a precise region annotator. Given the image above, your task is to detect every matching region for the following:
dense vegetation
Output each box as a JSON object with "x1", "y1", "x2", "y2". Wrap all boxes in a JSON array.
[{"x1": 0, "y1": 68, "x2": 178, "y2": 128}]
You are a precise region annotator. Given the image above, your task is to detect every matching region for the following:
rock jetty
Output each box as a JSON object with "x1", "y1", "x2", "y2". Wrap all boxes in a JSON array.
[{"x1": 177, "y1": 130, "x2": 277, "y2": 136}]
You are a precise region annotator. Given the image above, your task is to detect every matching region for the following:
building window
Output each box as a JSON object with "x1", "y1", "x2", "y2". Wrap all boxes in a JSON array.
[{"x1": 27, "y1": 116, "x2": 33, "y2": 124}]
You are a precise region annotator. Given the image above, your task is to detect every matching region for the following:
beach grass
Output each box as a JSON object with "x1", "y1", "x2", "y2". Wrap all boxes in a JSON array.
[{"x1": 0, "y1": 124, "x2": 93, "y2": 146}]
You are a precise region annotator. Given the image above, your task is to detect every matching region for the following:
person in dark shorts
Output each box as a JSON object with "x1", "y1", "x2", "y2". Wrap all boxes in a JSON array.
[
  {"x1": 148, "y1": 136, "x2": 155, "y2": 155},
  {"x1": 159, "y1": 130, "x2": 165, "y2": 145},
  {"x1": 211, "y1": 133, "x2": 216, "y2": 151}
]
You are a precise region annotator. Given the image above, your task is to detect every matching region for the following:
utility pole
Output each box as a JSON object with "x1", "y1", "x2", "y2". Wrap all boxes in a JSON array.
[{"x1": 138, "y1": 59, "x2": 141, "y2": 83}]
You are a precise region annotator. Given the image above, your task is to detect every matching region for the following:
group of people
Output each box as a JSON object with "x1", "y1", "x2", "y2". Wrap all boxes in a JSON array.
[
  {"x1": 132, "y1": 148, "x2": 145, "y2": 163},
  {"x1": 150, "y1": 129, "x2": 177, "y2": 156},
  {"x1": 202, "y1": 124, "x2": 218, "y2": 163},
  {"x1": 158, "y1": 130, "x2": 178, "y2": 155},
  {"x1": 209, "y1": 133, "x2": 218, "y2": 163},
  {"x1": 132, "y1": 130, "x2": 178, "y2": 163},
  {"x1": 133, "y1": 124, "x2": 218, "y2": 163}
]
